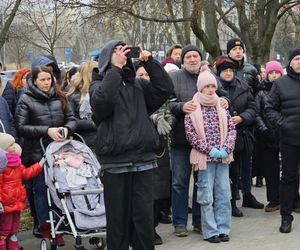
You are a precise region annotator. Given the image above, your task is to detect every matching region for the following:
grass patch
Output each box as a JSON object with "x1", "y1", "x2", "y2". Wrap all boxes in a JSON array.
[{"x1": 20, "y1": 208, "x2": 33, "y2": 232}]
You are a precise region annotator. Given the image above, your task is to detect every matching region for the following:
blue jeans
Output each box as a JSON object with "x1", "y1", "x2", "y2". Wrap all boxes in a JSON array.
[
  {"x1": 171, "y1": 147, "x2": 201, "y2": 228},
  {"x1": 197, "y1": 162, "x2": 231, "y2": 239},
  {"x1": 32, "y1": 170, "x2": 50, "y2": 224}
]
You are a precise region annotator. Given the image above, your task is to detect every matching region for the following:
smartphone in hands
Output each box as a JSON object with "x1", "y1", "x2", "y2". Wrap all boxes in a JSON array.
[{"x1": 126, "y1": 47, "x2": 140, "y2": 58}]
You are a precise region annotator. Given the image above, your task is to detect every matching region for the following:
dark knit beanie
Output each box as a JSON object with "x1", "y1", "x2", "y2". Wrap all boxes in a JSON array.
[
  {"x1": 227, "y1": 38, "x2": 245, "y2": 54},
  {"x1": 215, "y1": 56, "x2": 235, "y2": 76},
  {"x1": 288, "y1": 45, "x2": 300, "y2": 61},
  {"x1": 181, "y1": 45, "x2": 202, "y2": 63}
]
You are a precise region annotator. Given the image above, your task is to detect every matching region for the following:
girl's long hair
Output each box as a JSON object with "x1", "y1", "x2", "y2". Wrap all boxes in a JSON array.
[
  {"x1": 32, "y1": 66, "x2": 68, "y2": 110},
  {"x1": 66, "y1": 61, "x2": 97, "y2": 101}
]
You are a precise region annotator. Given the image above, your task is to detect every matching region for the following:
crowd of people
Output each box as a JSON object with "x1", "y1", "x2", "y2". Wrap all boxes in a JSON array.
[{"x1": 0, "y1": 37, "x2": 300, "y2": 250}]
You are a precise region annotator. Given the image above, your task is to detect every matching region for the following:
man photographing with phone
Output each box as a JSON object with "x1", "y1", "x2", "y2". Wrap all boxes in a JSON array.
[{"x1": 90, "y1": 40, "x2": 173, "y2": 250}]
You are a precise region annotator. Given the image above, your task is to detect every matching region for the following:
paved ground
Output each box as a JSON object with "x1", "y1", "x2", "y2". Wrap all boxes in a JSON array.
[{"x1": 19, "y1": 183, "x2": 300, "y2": 250}]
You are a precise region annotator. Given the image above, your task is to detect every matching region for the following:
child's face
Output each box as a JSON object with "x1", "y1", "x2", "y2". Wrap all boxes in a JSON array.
[
  {"x1": 267, "y1": 71, "x2": 281, "y2": 81},
  {"x1": 201, "y1": 84, "x2": 217, "y2": 96}
]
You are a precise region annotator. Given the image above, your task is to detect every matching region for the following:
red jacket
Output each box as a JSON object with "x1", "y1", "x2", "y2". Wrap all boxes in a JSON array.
[{"x1": 0, "y1": 162, "x2": 42, "y2": 213}]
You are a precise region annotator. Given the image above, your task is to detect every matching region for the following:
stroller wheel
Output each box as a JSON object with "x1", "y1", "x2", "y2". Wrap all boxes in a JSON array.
[
  {"x1": 40, "y1": 238, "x2": 57, "y2": 250},
  {"x1": 95, "y1": 238, "x2": 106, "y2": 250}
]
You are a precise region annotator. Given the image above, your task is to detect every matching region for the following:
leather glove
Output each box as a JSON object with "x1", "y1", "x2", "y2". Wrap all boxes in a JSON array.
[
  {"x1": 0, "y1": 202, "x2": 4, "y2": 214},
  {"x1": 209, "y1": 148, "x2": 221, "y2": 158},
  {"x1": 157, "y1": 115, "x2": 172, "y2": 135},
  {"x1": 219, "y1": 148, "x2": 229, "y2": 158}
]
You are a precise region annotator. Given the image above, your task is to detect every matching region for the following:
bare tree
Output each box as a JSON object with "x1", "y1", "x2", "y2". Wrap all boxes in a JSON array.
[
  {"x1": 0, "y1": 0, "x2": 22, "y2": 51},
  {"x1": 19, "y1": 0, "x2": 77, "y2": 55},
  {"x1": 60, "y1": 0, "x2": 300, "y2": 63}
]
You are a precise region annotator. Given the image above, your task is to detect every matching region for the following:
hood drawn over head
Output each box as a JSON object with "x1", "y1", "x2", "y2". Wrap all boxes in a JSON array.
[
  {"x1": 98, "y1": 40, "x2": 136, "y2": 79},
  {"x1": 31, "y1": 55, "x2": 61, "y2": 83}
]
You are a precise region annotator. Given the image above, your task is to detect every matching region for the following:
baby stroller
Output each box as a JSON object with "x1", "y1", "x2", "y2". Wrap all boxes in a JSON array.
[{"x1": 39, "y1": 135, "x2": 106, "y2": 250}]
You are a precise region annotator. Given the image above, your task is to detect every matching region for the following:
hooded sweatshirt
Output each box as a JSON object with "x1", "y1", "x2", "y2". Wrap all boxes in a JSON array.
[{"x1": 90, "y1": 40, "x2": 174, "y2": 166}]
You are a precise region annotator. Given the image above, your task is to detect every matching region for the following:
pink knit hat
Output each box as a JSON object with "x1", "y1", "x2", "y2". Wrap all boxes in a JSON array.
[
  {"x1": 197, "y1": 70, "x2": 218, "y2": 92},
  {"x1": 265, "y1": 61, "x2": 283, "y2": 77}
]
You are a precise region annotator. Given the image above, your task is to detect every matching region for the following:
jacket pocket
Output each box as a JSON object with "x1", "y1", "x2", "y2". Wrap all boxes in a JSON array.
[{"x1": 195, "y1": 179, "x2": 212, "y2": 205}]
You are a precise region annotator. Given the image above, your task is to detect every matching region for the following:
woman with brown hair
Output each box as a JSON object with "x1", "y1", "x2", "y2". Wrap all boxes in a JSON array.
[{"x1": 15, "y1": 65, "x2": 76, "y2": 246}]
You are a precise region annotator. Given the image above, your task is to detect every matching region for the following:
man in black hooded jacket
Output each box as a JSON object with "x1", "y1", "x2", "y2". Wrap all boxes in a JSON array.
[
  {"x1": 265, "y1": 45, "x2": 300, "y2": 234},
  {"x1": 90, "y1": 40, "x2": 173, "y2": 250}
]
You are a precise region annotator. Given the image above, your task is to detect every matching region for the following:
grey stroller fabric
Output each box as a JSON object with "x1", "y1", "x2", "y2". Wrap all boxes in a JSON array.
[{"x1": 43, "y1": 139, "x2": 106, "y2": 230}]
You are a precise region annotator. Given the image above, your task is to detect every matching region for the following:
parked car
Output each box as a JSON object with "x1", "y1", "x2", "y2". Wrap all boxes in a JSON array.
[{"x1": 3, "y1": 70, "x2": 17, "y2": 81}]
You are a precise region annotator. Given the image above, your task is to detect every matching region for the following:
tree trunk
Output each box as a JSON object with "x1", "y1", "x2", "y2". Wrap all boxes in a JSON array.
[{"x1": 0, "y1": 0, "x2": 22, "y2": 50}]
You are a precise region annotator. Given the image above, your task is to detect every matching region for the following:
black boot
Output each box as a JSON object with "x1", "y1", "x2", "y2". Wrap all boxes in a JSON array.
[
  {"x1": 279, "y1": 216, "x2": 293, "y2": 233},
  {"x1": 154, "y1": 230, "x2": 163, "y2": 245},
  {"x1": 242, "y1": 193, "x2": 264, "y2": 209},
  {"x1": 256, "y1": 177, "x2": 263, "y2": 187},
  {"x1": 231, "y1": 200, "x2": 243, "y2": 217}
]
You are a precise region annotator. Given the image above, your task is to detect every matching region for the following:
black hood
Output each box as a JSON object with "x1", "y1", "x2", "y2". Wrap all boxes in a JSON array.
[{"x1": 98, "y1": 40, "x2": 136, "y2": 80}]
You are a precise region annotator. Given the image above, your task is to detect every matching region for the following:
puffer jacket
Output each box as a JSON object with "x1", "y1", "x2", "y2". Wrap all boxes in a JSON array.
[
  {"x1": 15, "y1": 80, "x2": 76, "y2": 165},
  {"x1": 255, "y1": 80, "x2": 279, "y2": 147},
  {"x1": 0, "y1": 76, "x2": 16, "y2": 115},
  {"x1": 229, "y1": 57, "x2": 259, "y2": 96},
  {"x1": 265, "y1": 66, "x2": 300, "y2": 146},
  {"x1": 0, "y1": 159, "x2": 41, "y2": 213}
]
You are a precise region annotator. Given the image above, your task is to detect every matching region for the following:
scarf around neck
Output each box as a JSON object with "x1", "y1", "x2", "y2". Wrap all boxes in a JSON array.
[
  {"x1": 6, "y1": 152, "x2": 21, "y2": 168},
  {"x1": 189, "y1": 92, "x2": 234, "y2": 170}
]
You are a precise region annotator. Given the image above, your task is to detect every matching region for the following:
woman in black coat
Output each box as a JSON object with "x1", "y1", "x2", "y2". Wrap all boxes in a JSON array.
[
  {"x1": 15, "y1": 66, "x2": 76, "y2": 245},
  {"x1": 215, "y1": 56, "x2": 263, "y2": 217},
  {"x1": 255, "y1": 60, "x2": 283, "y2": 212}
]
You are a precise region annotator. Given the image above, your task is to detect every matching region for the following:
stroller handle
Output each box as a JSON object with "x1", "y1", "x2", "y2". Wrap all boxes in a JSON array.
[
  {"x1": 67, "y1": 188, "x2": 104, "y2": 196},
  {"x1": 40, "y1": 133, "x2": 86, "y2": 154}
]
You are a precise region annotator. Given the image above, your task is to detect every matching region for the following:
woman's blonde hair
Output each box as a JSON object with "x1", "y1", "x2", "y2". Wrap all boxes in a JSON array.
[{"x1": 66, "y1": 61, "x2": 97, "y2": 101}]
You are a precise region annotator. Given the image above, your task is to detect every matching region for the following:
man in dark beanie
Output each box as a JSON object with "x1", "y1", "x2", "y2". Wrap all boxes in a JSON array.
[
  {"x1": 265, "y1": 45, "x2": 300, "y2": 234},
  {"x1": 168, "y1": 44, "x2": 228, "y2": 237},
  {"x1": 227, "y1": 38, "x2": 259, "y2": 96}
]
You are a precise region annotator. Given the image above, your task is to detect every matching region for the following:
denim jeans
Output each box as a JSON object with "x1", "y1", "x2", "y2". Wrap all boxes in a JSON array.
[
  {"x1": 32, "y1": 170, "x2": 50, "y2": 224},
  {"x1": 171, "y1": 147, "x2": 201, "y2": 228},
  {"x1": 197, "y1": 162, "x2": 231, "y2": 239}
]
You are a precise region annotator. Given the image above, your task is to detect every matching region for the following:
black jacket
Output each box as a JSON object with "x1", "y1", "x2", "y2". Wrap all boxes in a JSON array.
[
  {"x1": 68, "y1": 90, "x2": 97, "y2": 148},
  {"x1": 1, "y1": 79, "x2": 16, "y2": 115},
  {"x1": 168, "y1": 68, "x2": 228, "y2": 148},
  {"x1": 255, "y1": 80, "x2": 279, "y2": 147},
  {"x1": 219, "y1": 76, "x2": 256, "y2": 153},
  {"x1": 265, "y1": 66, "x2": 300, "y2": 146},
  {"x1": 15, "y1": 80, "x2": 76, "y2": 165},
  {"x1": 90, "y1": 40, "x2": 174, "y2": 165},
  {"x1": 229, "y1": 57, "x2": 259, "y2": 96},
  {"x1": 0, "y1": 96, "x2": 16, "y2": 137}
]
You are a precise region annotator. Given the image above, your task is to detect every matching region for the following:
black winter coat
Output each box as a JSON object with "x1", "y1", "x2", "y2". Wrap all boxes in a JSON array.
[
  {"x1": 68, "y1": 90, "x2": 97, "y2": 148},
  {"x1": 229, "y1": 57, "x2": 259, "y2": 96},
  {"x1": 255, "y1": 80, "x2": 279, "y2": 147},
  {"x1": 265, "y1": 66, "x2": 300, "y2": 146},
  {"x1": 220, "y1": 76, "x2": 256, "y2": 154},
  {"x1": 0, "y1": 96, "x2": 16, "y2": 137},
  {"x1": 1, "y1": 80, "x2": 16, "y2": 115},
  {"x1": 90, "y1": 40, "x2": 174, "y2": 165},
  {"x1": 15, "y1": 81, "x2": 76, "y2": 165}
]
